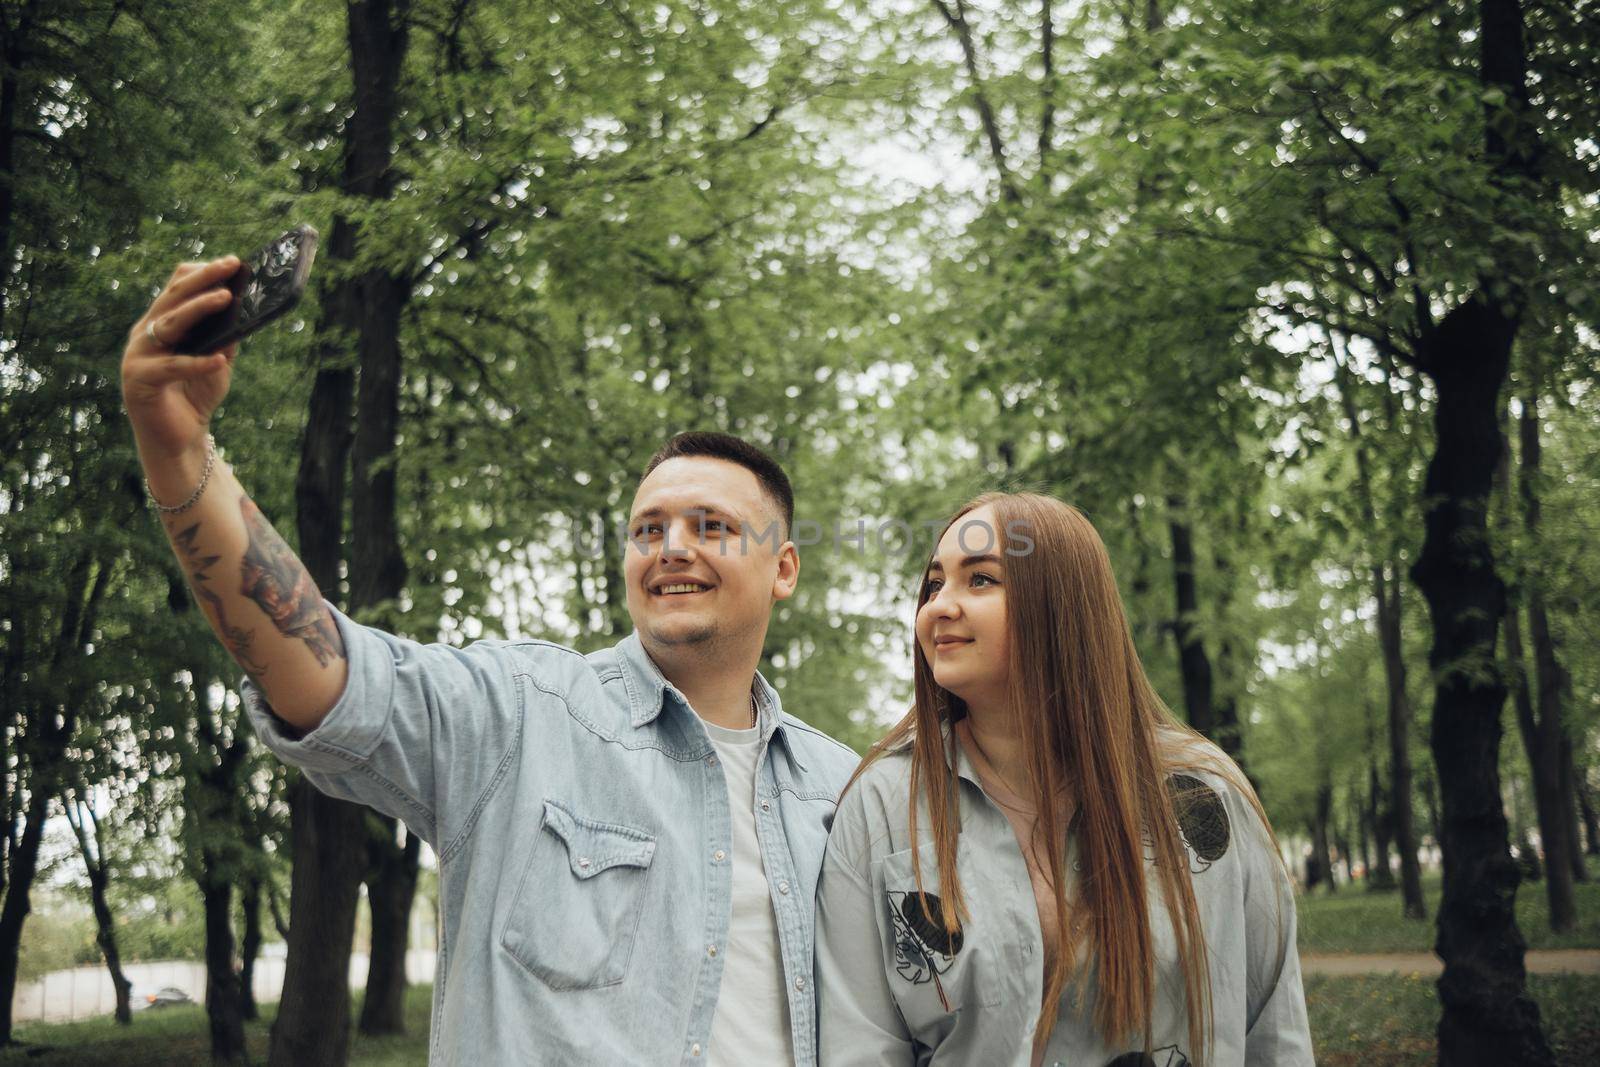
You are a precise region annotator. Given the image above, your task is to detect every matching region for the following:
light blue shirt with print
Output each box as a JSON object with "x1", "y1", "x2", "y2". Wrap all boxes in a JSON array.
[
  {"x1": 240, "y1": 599, "x2": 860, "y2": 1066},
  {"x1": 815, "y1": 730, "x2": 1315, "y2": 1067}
]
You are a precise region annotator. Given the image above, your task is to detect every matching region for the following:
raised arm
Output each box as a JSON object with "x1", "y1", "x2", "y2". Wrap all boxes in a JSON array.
[{"x1": 122, "y1": 255, "x2": 345, "y2": 731}]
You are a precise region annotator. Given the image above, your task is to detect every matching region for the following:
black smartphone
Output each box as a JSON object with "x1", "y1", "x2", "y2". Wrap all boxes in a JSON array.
[{"x1": 174, "y1": 223, "x2": 319, "y2": 355}]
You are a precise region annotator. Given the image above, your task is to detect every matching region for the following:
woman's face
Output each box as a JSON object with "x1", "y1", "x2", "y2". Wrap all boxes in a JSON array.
[{"x1": 915, "y1": 503, "x2": 1011, "y2": 711}]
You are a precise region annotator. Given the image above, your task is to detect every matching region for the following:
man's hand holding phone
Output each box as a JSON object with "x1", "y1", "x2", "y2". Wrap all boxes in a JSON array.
[
  {"x1": 122, "y1": 224, "x2": 318, "y2": 491},
  {"x1": 122, "y1": 256, "x2": 245, "y2": 472}
]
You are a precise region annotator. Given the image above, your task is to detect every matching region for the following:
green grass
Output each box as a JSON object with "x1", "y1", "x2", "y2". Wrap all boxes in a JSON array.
[
  {"x1": 1298, "y1": 857, "x2": 1600, "y2": 954},
  {"x1": 5, "y1": 971, "x2": 1598, "y2": 1065},
  {"x1": 1307, "y1": 973, "x2": 1600, "y2": 1066},
  {"x1": 0, "y1": 986, "x2": 432, "y2": 1066}
]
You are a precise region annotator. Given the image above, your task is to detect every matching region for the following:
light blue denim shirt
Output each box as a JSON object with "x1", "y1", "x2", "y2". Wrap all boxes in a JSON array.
[{"x1": 240, "y1": 599, "x2": 860, "y2": 1066}]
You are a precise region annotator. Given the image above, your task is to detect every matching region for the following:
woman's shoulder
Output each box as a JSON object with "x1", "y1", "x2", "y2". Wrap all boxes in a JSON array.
[
  {"x1": 1157, "y1": 725, "x2": 1245, "y2": 792},
  {"x1": 825, "y1": 747, "x2": 915, "y2": 874},
  {"x1": 836, "y1": 743, "x2": 915, "y2": 815},
  {"x1": 1156, "y1": 726, "x2": 1278, "y2": 855}
]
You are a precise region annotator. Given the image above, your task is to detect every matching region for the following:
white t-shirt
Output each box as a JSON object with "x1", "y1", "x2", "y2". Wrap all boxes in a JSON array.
[{"x1": 703, "y1": 715, "x2": 795, "y2": 1067}]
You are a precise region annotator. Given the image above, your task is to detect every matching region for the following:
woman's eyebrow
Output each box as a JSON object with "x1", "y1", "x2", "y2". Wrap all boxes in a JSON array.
[{"x1": 926, "y1": 552, "x2": 1004, "y2": 575}]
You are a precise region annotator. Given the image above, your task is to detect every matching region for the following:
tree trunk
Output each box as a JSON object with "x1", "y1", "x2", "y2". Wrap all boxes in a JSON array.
[
  {"x1": 1518, "y1": 383, "x2": 1579, "y2": 916},
  {"x1": 1334, "y1": 816, "x2": 1355, "y2": 885},
  {"x1": 1411, "y1": 295, "x2": 1550, "y2": 1063},
  {"x1": 1310, "y1": 783, "x2": 1336, "y2": 894},
  {"x1": 346, "y1": 0, "x2": 416, "y2": 1031},
  {"x1": 272, "y1": 777, "x2": 367, "y2": 1067},
  {"x1": 66, "y1": 798, "x2": 132, "y2": 1025},
  {"x1": 1211, "y1": 539, "x2": 1249, "y2": 774},
  {"x1": 0, "y1": 788, "x2": 51, "y2": 1042},
  {"x1": 181, "y1": 673, "x2": 254, "y2": 1063},
  {"x1": 274, "y1": 318, "x2": 365, "y2": 1065},
  {"x1": 360, "y1": 823, "x2": 420, "y2": 1034},
  {"x1": 201, "y1": 876, "x2": 246, "y2": 1063},
  {"x1": 1127, "y1": 497, "x2": 1157, "y2": 650},
  {"x1": 1369, "y1": 759, "x2": 1397, "y2": 890},
  {"x1": 1557, "y1": 739, "x2": 1585, "y2": 883},
  {"x1": 0, "y1": 548, "x2": 104, "y2": 1042},
  {"x1": 269, "y1": 881, "x2": 291, "y2": 941},
  {"x1": 1166, "y1": 500, "x2": 1216, "y2": 740},
  {"x1": 1500, "y1": 539, "x2": 1569, "y2": 916},
  {"x1": 240, "y1": 876, "x2": 263, "y2": 1021},
  {"x1": 1353, "y1": 786, "x2": 1372, "y2": 884},
  {"x1": 273, "y1": 4, "x2": 412, "y2": 1061},
  {"x1": 87, "y1": 867, "x2": 133, "y2": 1025},
  {"x1": 1410, "y1": 0, "x2": 1560, "y2": 1057},
  {"x1": 1576, "y1": 771, "x2": 1600, "y2": 858},
  {"x1": 1331, "y1": 343, "x2": 1426, "y2": 917},
  {"x1": 0, "y1": 20, "x2": 24, "y2": 334},
  {"x1": 1422, "y1": 765, "x2": 1442, "y2": 847},
  {"x1": 602, "y1": 504, "x2": 632, "y2": 638},
  {"x1": 1378, "y1": 567, "x2": 1428, "y2": 919}
]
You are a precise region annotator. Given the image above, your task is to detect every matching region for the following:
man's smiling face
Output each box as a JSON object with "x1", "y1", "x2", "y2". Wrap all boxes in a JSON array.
[{"x1": 624, "y1": 456, "x2": 796, "y2": 659}]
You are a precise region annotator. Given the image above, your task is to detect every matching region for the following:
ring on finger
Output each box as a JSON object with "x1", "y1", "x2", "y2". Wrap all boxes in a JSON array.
[{"x1": 147, "y1": 319, "x2": 168, "y2": 348}]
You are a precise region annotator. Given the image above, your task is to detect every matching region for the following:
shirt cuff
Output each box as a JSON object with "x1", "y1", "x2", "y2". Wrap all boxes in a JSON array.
[{"x1": 239, "y1": 597, "x2": 397, "y2": 774}]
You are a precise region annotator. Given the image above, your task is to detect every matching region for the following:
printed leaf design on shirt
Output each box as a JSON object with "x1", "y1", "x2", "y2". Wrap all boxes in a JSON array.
[
  {"x1": 1104, "y1": 1045, "x2": 1191, "y2": 1067},
  {"x1": 887, "y1": 890, "x2": 962, "y2": 1011},
  {"x1": 1166, "y1": 773, "x2": 1230, "y2": 874}
]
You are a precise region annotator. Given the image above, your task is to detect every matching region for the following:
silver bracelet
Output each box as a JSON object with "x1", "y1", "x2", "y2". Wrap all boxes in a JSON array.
[{"x1": 146, "y1": 434, "x2": 218, "y2": 515}]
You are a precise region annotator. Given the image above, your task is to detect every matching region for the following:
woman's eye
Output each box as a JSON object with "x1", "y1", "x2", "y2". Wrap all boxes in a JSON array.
[
  {"x1": 633, "y1": 523, "x2": 662, "y2": 538},
  {"x1": 924, "y1": 578, "x2": 943, "y2": 593},
  {"x1": 704, "y1": 519, "x2": 727, "y2": 532},
  {"x1": 972, "y1": 572, "x2": 998, "y2": 587}
]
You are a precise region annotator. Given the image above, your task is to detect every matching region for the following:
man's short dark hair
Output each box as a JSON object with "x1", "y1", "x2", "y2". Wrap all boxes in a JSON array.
[{"x1": 643, "y1": 431, "x2": 794, "y2": 538}]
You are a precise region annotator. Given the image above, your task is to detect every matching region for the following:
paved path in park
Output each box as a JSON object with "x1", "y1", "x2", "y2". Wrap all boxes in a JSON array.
[{"x1": 1301, "y1": 950, "x2": 1600, "y2": 977}]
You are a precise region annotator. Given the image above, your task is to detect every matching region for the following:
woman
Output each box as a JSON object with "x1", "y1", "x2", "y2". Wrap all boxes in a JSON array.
[{"x1": 815, "y1": 493, "x2": 1313, "y2": 1066}]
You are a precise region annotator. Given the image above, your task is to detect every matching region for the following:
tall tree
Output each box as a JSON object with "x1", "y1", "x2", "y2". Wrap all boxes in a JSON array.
[
  {"x1": 272, "y1": 0, "x2": 414, "y2": 1058},
  {"x1": 1329, "y1": 336, "x2": 1426, "y2": 918},
  {"x1": 1405, "y1": 2, "x2": 1553, "y2": 1056},
  {"x1": 1516, "y1": 370, "x2": 1584, "y2": 897},
  {"x1": 1096, "y1": 0, "x2": 1589, "y2": 1054},
  {"x1": 62, "y1": 790, "x2": 133, "y2": 1025}
]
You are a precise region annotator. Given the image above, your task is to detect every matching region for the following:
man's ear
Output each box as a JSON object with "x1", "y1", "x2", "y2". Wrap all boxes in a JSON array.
[{"x1": 772, "y1": 542, "x2": 799, "y2": 601}]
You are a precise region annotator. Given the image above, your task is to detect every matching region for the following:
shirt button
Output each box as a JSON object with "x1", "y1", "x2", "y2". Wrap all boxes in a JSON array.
[
  {"x1": 577, "y1": 857, "x2": 591, "y2": 870},
  {"x1": 760, "y1": 800, "x2": 771, "y2": 812},
  {"x1": 778, "y1": 881, "x2": 790, "y2": 895},
  {"x1": 691, "y1": 1044, "x2": 702, "y2": 1057},
  {"x1": 713, "y1": 849, "x2": 726, "y2": 863},
  {"x1": 705, "y1": 754, "x2": 717, "y2": 767},
  {"x1": 794, "y1": 976, "x2": 806, "y2": 991},
  {"x1": 707, "y1": 945, "x2": 718, "y2": 958}
]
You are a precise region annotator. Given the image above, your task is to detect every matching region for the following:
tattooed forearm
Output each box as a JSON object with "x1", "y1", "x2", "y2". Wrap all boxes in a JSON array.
[
  {"x1": 169, "y1": 516, "x2": 272, "y2": 678},
  {"x1": 238, "y1": 495, "x2": 346, "y2": 667}
]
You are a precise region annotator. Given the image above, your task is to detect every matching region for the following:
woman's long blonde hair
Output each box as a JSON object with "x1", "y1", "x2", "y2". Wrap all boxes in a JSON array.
[{"x1": 846, "y1": 492, "x2": 1284, "y2": 1061}]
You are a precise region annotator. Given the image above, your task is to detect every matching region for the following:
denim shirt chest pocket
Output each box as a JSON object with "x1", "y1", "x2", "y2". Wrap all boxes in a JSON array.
[
  {"x1": 878, "y1": 844, "x2": 1005, "y2": 1038},
  {"x1": 500, "y1": 798, "x2": 657, "y2": 991}
]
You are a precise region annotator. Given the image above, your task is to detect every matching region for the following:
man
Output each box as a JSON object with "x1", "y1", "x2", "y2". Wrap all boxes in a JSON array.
[{"x1": 122, "y1": 255, "x2": 859, "y2": 1065}]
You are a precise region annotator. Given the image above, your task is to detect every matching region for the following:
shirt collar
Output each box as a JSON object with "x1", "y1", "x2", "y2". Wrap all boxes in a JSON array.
[{"x1": 615, "y1": 631, "x2": 807, "y2": 771}]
